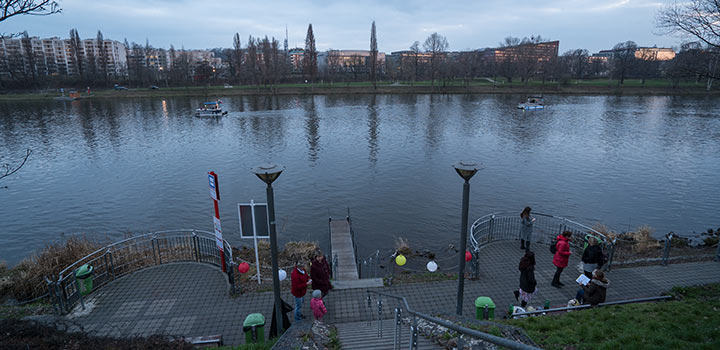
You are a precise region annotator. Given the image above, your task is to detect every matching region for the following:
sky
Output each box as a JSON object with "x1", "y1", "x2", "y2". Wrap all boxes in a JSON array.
[{"x1": 4, "y1": 0, "x2": 681, "y2": 53}]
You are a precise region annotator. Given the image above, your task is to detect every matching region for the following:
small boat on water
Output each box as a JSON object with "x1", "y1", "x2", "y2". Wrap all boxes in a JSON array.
[
  {"x1": 517, "y1": 96, "x2": 544, "y2": 110},
  {"x1": 196, "y1": 100, "x2": 228, "y2": 117}
]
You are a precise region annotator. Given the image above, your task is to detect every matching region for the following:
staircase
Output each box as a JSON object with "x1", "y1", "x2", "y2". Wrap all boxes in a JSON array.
[{"x1": 335, "y1": 320, "x2": 442, "y2": 350}]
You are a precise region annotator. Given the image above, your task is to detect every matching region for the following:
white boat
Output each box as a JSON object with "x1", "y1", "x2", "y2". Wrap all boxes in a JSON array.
[
  {"x1": 195, "y1": 101, "x2": 228, "y2": 117},
  {"x1": 517, "y1": 96, "x2": 544, "y2": 110}
]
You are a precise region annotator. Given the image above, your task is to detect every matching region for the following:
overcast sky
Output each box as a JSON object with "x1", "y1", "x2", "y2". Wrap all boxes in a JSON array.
[{"x1": 5, "y1": 0, "x2": 679, "y2": 53}]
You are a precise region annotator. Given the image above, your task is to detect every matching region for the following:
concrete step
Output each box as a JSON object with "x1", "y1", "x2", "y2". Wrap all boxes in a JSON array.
[
  {"x1": 332, "y1": 278, "x2": 384, "y2": 290},
  {"x1": 335, "y1": 320, "x2": 442, "y2": 350}
]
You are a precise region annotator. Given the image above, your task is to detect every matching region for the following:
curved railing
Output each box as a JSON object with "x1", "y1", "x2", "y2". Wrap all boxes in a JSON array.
[
  {"x1": 470, "y1": 212, "x2": 610, "y2": 251},
  {"x1": 47, "y1": 229, "x2": 234, "y2": 314}
]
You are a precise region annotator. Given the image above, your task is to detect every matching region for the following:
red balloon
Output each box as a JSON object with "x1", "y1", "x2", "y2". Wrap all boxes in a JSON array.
[
  {"x1": 238, "y1": 262, "x2": 250, "y2": 273},
  {"x1": 465, "y1": 251, "x2": 472, "y2": 262}
]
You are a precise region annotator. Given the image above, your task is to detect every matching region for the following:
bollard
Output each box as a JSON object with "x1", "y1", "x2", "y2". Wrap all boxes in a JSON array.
[
  {"x1": 544, "y1": 299, "x2": 550, "y2": 309},
  {"x1": 662, "y1": 232, "x2": 674, "y2": 266}
]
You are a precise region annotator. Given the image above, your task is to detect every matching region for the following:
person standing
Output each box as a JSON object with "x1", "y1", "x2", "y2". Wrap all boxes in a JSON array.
[
  {"x1": 513, "y1": 250, "x2": 537, "y2": 308},
  {"x1": 291, "y1": 261, "x2": 311, "y2": 321},
  {"x1": 310, "y1": 289, "x2": 328, "y2": 321},
  {"x1": 311, "y1": 251, "x2": 332, "y2": 297},
  {"x1": 520, "y1": 207, "x2": 535, "y2": 251},
  {"x1": 581, "y1": 236, "x2": 605, "y2": 279},
  {"x1": 551, "y1": 231, "x2": 573, "y2": 288}
]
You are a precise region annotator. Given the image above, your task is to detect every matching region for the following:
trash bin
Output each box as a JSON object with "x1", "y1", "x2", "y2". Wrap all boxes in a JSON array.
[
  {"x1": 75, "y1": 264, "x2": 94, "y2": 296},
  {"x1": 475, "y1": 296, "x2": 495, "y2": 320},
  {"x1": 243, "y1": 313, "x2": 265, "y2": 344}
]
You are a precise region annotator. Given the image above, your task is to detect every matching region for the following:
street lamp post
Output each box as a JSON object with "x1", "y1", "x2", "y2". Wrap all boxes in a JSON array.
[
  {"x1": 453, "y1": 161, "x2": 480, "y2": 316},
  {"x1": 252, "y1": 163, "x2": 286, "y2": 336}
]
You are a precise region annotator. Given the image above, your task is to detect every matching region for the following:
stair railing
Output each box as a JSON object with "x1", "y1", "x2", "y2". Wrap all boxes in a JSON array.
[{"x1": 366, "y1": 290, "x2": 540, "y2": 350}]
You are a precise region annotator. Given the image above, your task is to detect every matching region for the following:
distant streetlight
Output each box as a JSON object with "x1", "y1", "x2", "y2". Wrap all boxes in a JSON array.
[
  {"x1": 453, "y1": 160, "x2": 481, "y2": 316},
  {"x1": 252, "y1": 163, "x2": 286, "y2": 336}
]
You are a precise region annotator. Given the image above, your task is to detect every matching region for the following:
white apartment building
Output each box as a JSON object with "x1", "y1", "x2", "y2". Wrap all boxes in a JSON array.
[{"x1": 0, "y1": 36, "x2": 127, "y2": 78}]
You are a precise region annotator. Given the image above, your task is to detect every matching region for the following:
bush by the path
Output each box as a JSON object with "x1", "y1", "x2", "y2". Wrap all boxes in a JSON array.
[{"x1": 503, "y1": 283, "x2": 720, "y2": 350}]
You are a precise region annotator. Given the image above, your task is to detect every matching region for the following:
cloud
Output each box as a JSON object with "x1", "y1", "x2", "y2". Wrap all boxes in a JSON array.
[{"x1": 3, "y1": 0, "x2": 677, "y2": 53}]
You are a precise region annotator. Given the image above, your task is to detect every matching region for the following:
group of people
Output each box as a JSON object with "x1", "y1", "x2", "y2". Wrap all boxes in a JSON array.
[
  {"x1": 290, "y1": 250, "x2": 332, "y2": 322},
  {"x1": 514, "y1": 207, "x2": 610, "y2": 308}
]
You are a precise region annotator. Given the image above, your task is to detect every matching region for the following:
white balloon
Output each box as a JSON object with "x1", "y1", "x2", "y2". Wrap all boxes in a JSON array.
[
  {"x1": 426, "y1": 261, "x2": 438, "y2": 272},
  {"x1": 278, "y1": 269, "x2": 287, "y2": 281}
]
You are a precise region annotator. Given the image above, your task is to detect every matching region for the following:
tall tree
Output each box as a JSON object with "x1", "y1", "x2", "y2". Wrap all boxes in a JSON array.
[
  {"x1": 68, "y1": 28, "x2": 84, "y2": 78},
  {"x1": 409, "y1": 41, "x2": 420, "y2": 82},
  {"x1": 657, "y1": 0, "x2": 720, "y2": 49},
  {"x1": 369, "y1": 21, "x2": 378, "y2": 88},
  {"x1": 0, "y1": 0, "x2": 60, "y2": 23},
  {"x1": 232, "y1": 32, "x2": 242, "y2": 83},
  {"x1": 20, "y1": 31, "x2": 36, "y2": 81},
  {"x1": 303, "y1": 24, "x2": 317, "y2": 83},
  {"x1": 97, "y1": 30, "x2": 108, "y2": 81},
  {"x1": 246, "y1": 35, "x2": 258, "y2": 85},
  {"x1": 611, "y1": 41, "x2": 637, "y2": 85},
  {"x1": 563, "y1": 49, "x2": 589, "y2": 80},
  {"x1": 423, "y1": 32, "x2": 448, "y2": 88}
]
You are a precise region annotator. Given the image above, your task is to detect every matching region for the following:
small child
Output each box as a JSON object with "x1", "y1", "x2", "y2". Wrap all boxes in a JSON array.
[{"x1": 310, "y1": 289, "x2": 327, "y2": 321}]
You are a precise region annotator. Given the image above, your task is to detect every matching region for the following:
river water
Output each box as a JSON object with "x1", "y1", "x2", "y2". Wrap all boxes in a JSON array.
[{"x1": 1, "y1": 94, "x2": 718, "y2": 265}]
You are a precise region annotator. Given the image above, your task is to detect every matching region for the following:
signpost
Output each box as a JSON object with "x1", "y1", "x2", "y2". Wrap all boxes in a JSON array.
[
  {"x1": 208, "y1": 171, "x2": 226, "y2": 272},
  {"x1": 238, "y1": 200, "x2": 270, "y2": 284}
]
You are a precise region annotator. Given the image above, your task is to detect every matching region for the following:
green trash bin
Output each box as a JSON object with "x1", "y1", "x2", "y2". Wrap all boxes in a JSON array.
[
  {"x1": 243, "y1": 313, "x2": 265, "y2": 344},
  {"x1": 75, "y1": 264, "x2": 94, "y2": 296},
  {"x1": 475, "y1": 296, "x2": 495, "y2": 320}
]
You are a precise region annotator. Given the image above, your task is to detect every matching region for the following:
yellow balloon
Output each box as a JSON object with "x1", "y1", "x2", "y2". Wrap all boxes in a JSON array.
[{"x1": 395, "y1": 254, "x2": 407, "y2": 266}]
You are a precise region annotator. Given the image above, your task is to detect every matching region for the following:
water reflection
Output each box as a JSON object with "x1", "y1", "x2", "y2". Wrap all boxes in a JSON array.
[
  {"x1": 305, "y1": 96, "x2": 320, "y2": 164},
  {"x1": 367, "y1": 95, "x2": 379, "y2": 165}
]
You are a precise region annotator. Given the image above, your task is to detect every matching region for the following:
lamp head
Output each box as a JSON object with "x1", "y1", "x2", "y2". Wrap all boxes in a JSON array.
[
  {"x1": 452, "y1": 161, "x2": 481, "y2": 181},
  {"x1": 252, "y1": 163, "x2": 285, "y2": 185}
]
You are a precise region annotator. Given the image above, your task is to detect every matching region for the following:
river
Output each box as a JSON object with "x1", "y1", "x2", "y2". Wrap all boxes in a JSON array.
[{"x1": 1, "y1": 94, "x2": 718, "y2": 265}]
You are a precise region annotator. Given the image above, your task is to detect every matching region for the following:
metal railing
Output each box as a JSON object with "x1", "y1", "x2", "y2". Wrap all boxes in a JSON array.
[
  {"x1": 358, "y1": 250, "x2": 380, "y2": 279},
  {"x1": 366, "y1": 290, "x2": 540, "y2": 350},
  {"x1": 46, "y1": 229, "x2": 234, "y2": 314},
  {"x1": 511, "y1": 295, "x2": 672, "y2": 318},
  {"x1": 347, "y1": 207, "x2": 359, "y2": 273}
]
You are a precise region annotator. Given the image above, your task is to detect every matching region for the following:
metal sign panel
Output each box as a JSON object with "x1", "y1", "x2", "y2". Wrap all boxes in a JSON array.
[
  {"x1": 208, "y1": 173, "x2": 219, "y2": 201},
  {"x1": 238, "y1": 203, "x2": 270, "y2": 239}
]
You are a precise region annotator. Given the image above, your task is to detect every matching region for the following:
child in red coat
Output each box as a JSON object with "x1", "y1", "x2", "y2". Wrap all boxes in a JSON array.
[{"x1": 310, "y1": 289, "x2": 327, "y2": 321}]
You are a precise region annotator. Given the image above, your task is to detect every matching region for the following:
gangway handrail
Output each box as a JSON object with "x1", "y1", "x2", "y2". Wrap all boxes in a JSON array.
[{"x1": 366, "y1": 290, "x2": 540, "y2": 350}]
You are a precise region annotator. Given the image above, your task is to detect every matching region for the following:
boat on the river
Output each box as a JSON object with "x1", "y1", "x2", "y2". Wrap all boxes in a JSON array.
[
  {"x1": 195, "y1": 101, "x2": 228, "y2": 117},
  {"x1": 517, "y1": 96, "x2": 544, "y2": 110}
]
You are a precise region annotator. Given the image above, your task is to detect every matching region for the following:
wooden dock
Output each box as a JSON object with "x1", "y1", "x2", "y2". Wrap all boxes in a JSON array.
[{"x1": 330, "y1": 218, "x2": 359, "y2": 281}]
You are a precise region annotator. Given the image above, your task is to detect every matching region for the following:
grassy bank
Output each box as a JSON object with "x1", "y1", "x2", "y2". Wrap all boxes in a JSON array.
[
  {"x1": 502, "y1": 283, "x2": 720, "y2": 350},
  {"x1": 0, "y1": 79, "x2": 717, "y2": 101}
]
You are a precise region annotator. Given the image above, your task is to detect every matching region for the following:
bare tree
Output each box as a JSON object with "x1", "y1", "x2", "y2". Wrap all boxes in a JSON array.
[
  {"x1": 611, "y1": 41, "x2": 637, "y2": 85},
  {"x1": 20, "y1": 31, "x2": 36, "y2": 81},
  {"x1": 97, "y1": 30, "x2": 108, "y2": 82},
  {"x1": 410, "y1": 41, "x2": 420, "y2": 82},
  {"x1": 423, "y1": 32, "x2": 448, "y2": 88},
  {"x1": 68, "y1": 28, "x2": 84, "y2": 79},
  {"x1": 246, "y1": 35, "x2": 258, "y2": 85},
  {"x1": 232, "y1": 33, "x2": 243, "y2": 83},
  {"x1": 370, "y1": 21, "x2": 378, "y2": 88},
  {"x1": 303, "y1": 24, "x2": 317, "y2": 83},
  {"x1": 1, "y1": 149, "x2": 31, "y2": 185},
  {"x1": 657, "y1": 0, "x2": 720, "y2": 49},
  {"x1": 325, "y1": 49, "x2": 341, "y2": 82},
  {"x1": 563, "y1": 49, "x2": 589, "y2": 80},
  {"x1": 0, "y1": 0, "x2": 60, "y2": 23}
]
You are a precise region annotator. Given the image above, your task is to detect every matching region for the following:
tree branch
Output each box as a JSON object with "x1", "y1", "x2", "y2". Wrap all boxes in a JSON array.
[
  {"x1": 1, "y1": 149, "x2": 31, "y2": 181},
  {"x1": 0, "y1": 1, "x2": 61, "y2": 23}
]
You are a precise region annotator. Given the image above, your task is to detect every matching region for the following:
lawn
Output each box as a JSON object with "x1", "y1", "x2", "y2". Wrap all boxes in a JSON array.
[{"x1": 502, "y1": 283, "x2": 720, "y2": 350}]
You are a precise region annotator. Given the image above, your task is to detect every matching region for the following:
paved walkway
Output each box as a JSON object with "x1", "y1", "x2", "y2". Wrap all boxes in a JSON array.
[{"x1": 65, "y1": 241, "x2": 720, "y2": 346}]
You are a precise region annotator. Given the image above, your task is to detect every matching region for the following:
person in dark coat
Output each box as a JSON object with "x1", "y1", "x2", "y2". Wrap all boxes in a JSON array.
[
  {"x1": 575, "y1": 269, "x2": 609, "y2": 306},
  {"x1": 551, "y1": 231, "x2": 572, "y2": 288},
  {"x1": 513, "y1": 250, "x2": 537, "y2": 308},
  {"x1": 519, "y1": 207, "x2": 535, "y2": 251},
  {"x1": 581, "y1": 236, "x2": 605, "y2": 278},
  {"x1": 311, "y1": 250, "x2": 332, "y2": 297}
]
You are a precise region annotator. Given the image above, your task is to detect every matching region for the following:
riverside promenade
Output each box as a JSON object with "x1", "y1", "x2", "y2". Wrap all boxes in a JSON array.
[{"x1": 61, "y1": 241, "x2": 720, "y2": 346}]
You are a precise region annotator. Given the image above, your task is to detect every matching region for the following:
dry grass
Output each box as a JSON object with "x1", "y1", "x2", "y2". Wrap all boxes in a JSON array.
[
  {"x1": 1, "y1": 236, "x2": 103, "y2": 303},
  {"x1": 627, "y1": 226, "x2": 662, "y2": 254},
  {"x1": 592, "y1": 223, "x2": 617, "y2": 241},
  {"x1": 395, "y1": 237, "x2": 412, "y2": 256}
]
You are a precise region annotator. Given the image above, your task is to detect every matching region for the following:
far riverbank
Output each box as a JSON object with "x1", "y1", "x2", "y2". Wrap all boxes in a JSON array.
[{"x1": 0, "y1": 81, "x2": 718, "y2": 101}]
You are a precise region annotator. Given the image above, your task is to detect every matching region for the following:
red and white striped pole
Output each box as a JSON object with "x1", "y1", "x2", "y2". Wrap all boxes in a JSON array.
[{"x1": 208, "y1": 171, "x2": 226, "y2": 272}]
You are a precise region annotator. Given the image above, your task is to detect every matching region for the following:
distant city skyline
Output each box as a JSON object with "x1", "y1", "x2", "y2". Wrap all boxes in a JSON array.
[{"x1": 4, "y1": 0, "x2": 679, "y2": 53}]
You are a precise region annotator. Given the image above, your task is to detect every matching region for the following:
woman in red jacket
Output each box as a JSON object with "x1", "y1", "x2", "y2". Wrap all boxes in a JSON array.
[
  {"x1": 551, "y1": 231, "x2": 573, "y2": 288},
  {"x1": 291, "y1": 261, "x2": 311, "y2": 321}
]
